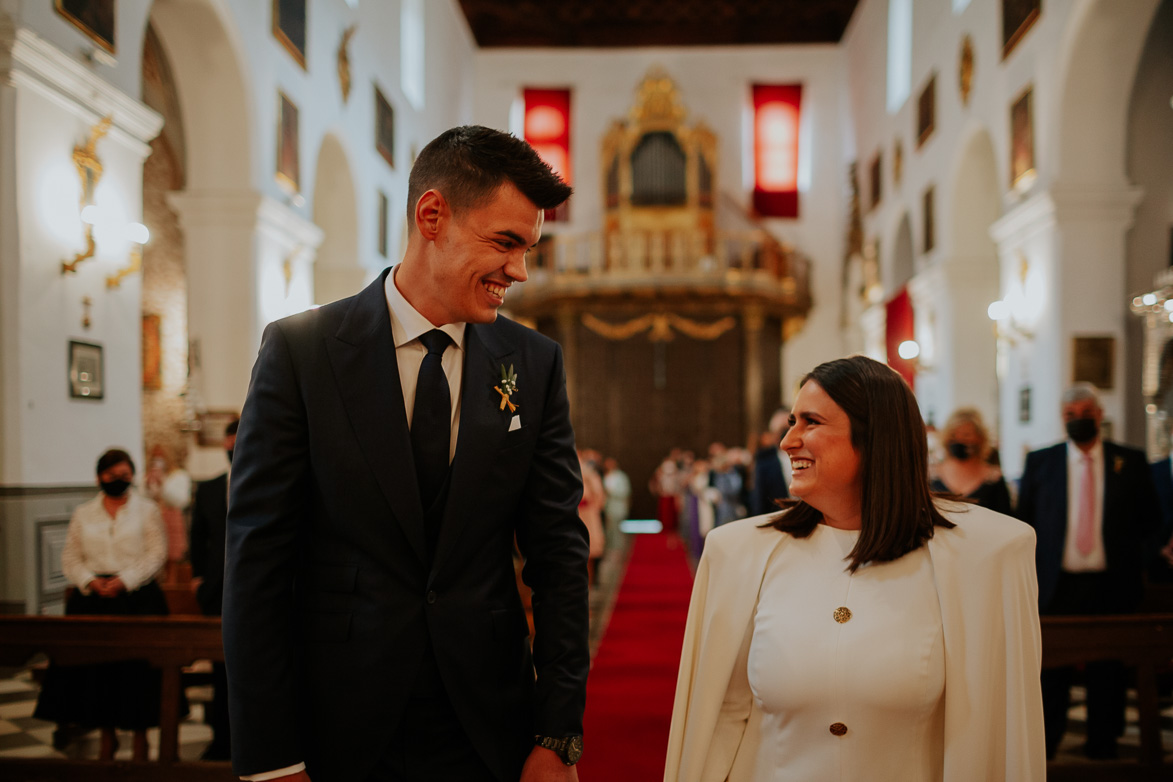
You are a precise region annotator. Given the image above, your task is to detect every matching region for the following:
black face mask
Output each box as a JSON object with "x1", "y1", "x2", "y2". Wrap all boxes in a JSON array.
[
  {"x1": 947, "y1": 441, "x2": 975, "y2": 461},
  {"x1": 100, "y1": 479, "x2": 131, "y2": 498},
  {"x1": 1066, "y1": 417, "x2": 1099, "y2": 445},
  {"x1": 226, "y1": 449, "x2": 234, "y2": 464}
]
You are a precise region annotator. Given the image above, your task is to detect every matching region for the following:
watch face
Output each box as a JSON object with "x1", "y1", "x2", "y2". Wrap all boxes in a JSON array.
[{"x1": 566, "y1": 735, "x2": 583, "y2": 764}]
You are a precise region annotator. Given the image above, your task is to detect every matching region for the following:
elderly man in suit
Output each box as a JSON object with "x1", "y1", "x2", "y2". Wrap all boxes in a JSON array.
[
  {"x1": 1017, "y1": 383, "x2": 1158, "y2": 760},
  {"x1": 223, "y1": 126, "x2": 589, "y2": 782}
]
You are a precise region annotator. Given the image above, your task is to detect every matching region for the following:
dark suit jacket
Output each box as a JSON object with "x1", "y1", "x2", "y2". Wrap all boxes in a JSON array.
[
  {"x1": 189, "y1": 472, "x2": 228, "y2": 616},
  {"x1": 223, "y1": 270, "x2": 589, "y2": 781},
  {"x1": 750, "y1": 446, "x2": 788, "y2": 516},
  {"x1": 1016, "y1": 440, "x2": 1157, "y2": 612},
  {"x1": 1148, "y1": 458, "x2": 1173, "y2": 583}
]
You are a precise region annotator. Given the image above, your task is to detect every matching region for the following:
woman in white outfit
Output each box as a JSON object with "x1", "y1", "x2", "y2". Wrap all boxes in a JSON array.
[{"x1": 665, "y1": 356, "x2": 1045, "y2": 781}]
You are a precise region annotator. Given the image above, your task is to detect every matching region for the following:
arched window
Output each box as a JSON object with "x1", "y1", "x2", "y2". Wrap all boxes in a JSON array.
[{"x1": 887, "y1": 0, "x2": 912, "y2": 113}]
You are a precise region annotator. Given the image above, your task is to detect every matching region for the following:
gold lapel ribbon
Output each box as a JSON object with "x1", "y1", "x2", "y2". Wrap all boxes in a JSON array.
[{"x1": 494, "y1": 386, "x2": 517, "y2": 413}]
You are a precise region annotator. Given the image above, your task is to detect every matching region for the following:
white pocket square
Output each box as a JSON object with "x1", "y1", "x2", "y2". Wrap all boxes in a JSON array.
[{"x1": 508, "y1": 414, "x2": 522, "y2": 432}]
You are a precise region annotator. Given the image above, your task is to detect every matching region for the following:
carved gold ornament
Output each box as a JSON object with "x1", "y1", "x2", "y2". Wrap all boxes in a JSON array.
[
  {"x1": 338, "y1": 25, "x2": 357, "y2": 104},
  {"x1": 582, "y1": 312, "x2": 737, "y2": 343},
  {"x1": 959, "y1": 36, "x2": 975, "y2": 107}
]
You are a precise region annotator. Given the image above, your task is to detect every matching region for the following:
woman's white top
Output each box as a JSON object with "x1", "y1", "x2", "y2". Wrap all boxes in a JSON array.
[
  {"x1": 746, "y1": 524, "x2": 945, "y2": 781},
  {"x1": 61, "y1": 490, "x2": 167, "y2": 593}
]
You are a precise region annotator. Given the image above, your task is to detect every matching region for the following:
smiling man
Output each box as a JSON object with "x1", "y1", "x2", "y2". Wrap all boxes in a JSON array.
[{"x1": 223, "y1": 126, "x2": 588, "y2": 782}]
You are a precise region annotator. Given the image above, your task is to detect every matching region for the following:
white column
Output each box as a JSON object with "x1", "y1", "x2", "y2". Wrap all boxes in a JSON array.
[
  {"x1": 169, "y1": 191, "x2": 323, "y2": 412},
  {"x1": 990, "y1": 185, "x2": 1142, "y2": 478},
  {"x1": 908, "y1": 256, "x2": 1000, "y2": 431}
]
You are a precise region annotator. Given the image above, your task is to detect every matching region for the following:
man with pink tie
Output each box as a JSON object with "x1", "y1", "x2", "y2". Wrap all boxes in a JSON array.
[{"x1": 1016, "y1": 383, "x2": 1158, "y2": 760}]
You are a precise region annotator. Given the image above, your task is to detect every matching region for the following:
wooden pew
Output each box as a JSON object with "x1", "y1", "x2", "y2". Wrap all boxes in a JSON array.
[
  {"x1": 0, "y1": 615, "x2": 233, "y2": 781},
  {"x1": 1043, "y1": 613, "x2": 1173, "y2": 781}
]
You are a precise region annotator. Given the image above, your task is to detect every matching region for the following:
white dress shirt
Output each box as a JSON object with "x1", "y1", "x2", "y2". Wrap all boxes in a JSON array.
[
  {"x1": 62, "y1": 490, "x2": 167, "y2": 593},
  {"x1": 385, "y1": 265, "x2": 466, "y2": 462},
  {"x1": 244, "y1": 268, "x2": 468, "y2": 782},
  {"x1": 1063, "y1": 439, "x2": 1106, "y2": 572}
]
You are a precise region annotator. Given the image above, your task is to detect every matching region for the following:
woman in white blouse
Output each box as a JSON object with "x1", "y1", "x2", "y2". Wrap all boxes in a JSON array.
[
  {"x1": 35, "y1": 448, "x2": 169, "y2": 761},
  {"x1": 665, "y1": 356, "x2": 1045, "y2": 781}
]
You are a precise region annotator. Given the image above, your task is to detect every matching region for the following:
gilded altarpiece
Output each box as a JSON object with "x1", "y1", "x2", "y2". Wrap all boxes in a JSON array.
[{"x1": 508, "y1": 70, "x2": 809, "y2": 517}]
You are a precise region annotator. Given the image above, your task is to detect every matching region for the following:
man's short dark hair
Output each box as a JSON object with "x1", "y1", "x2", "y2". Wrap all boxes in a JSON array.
[
  {"x1": 406, "y1": 125, "x2": 572, "y2": 226},
  {"x1": 96, "y1": 448, "x2": 135, "y2": 476}
]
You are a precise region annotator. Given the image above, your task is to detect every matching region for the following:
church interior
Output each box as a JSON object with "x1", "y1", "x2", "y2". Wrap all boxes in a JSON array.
[{"x1": 1, "y1": 0, "x2": 1172, "y2": 778}]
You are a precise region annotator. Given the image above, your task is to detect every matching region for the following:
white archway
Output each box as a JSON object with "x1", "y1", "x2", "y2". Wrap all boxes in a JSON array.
[
  {"x1": 147, "y1": 0, "x2": 257, "y2": 415},
  {"x1": 312, "y1": 133, "x2": 363, "y2": 305}
]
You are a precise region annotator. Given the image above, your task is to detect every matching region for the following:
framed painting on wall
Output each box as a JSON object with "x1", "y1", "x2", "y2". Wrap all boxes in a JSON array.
[
  {"x1": 276, "y1": 91, "x2": 300, "y2": 193},
  {"x1": 869, "y1": 152, "x2": 882, "y2": 212},
  {"x1": 1072, "y1": 335, "x2": 1115, "y2": 390},
  {"x1": 55, "y1": 0, "x2": 115, "y2": 55},
  {"x1": 922, "y1": 186, "x2": 935, "y2": 254},
  {"x1": 69, "y1": 340, "x2": 103, "y2": 400},
  {"x1": 375, "y1": 86, "x2": 395, "y2": 169},
  {"x1": 273, "y1": 0, "x2": 307, "y2": 69},
  {"x1": 1010, "y1": 86, "x2": 1035, "y2": 190},
  {"x1": 378, "y1": 190, "x2": 389, "y2": 258},
  {"x1": 1002, "y1": 0, "x2": 1041, "y2": 60},
  {"x1": 917, "y1": 74, "x2": 936, "y2": 148}
]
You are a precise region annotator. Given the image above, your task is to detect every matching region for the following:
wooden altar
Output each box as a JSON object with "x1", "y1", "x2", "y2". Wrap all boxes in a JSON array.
[{"x1": 505, "y1": 69, "x2": 813, "y2": 517}]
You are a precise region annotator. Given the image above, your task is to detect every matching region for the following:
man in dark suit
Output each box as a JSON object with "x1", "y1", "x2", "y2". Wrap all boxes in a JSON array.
[
  {"x1": 1017, "y1": 383, "x2": 1158, "y2": 760},
  {"x1": 1148, "y1": 452, "x2": 1173, "y2": 584},
  {"x1": 189, "y1": 417, "x2": 237, "y2": 760},
  {"x1": 223, "y1": 127, "x2": 589, "y2": 782},
  {"x1": 750, "y1": 408, "x2": 790, "y2": 516}
]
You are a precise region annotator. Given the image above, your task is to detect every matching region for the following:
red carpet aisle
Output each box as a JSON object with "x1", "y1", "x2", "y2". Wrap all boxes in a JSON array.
[{"x1": 579, "y1": 533, "x2": 694, "y2": 781}]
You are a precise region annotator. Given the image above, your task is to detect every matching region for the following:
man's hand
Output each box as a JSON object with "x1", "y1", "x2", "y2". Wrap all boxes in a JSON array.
[{"x1": 520, "y1": 746, "x2": 579, "y2": 782}]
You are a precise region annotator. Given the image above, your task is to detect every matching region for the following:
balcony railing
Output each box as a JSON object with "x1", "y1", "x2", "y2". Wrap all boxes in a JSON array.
[{"x1": 508, "y1": 228, "x2": 811, "y2": 315}]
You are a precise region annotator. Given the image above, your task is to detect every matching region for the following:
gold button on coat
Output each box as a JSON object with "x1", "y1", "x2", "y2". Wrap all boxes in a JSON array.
[
  {"x1": 833, "y1": 606, "x2": 852, "y2": 623},
  {"x1": 829, "y1": 722, "x2": 848, "y2": 736}
]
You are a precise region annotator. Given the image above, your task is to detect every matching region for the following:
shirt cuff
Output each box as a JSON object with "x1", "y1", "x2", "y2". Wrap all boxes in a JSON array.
[{"x1": 241, "y1": 762, "x2": 306, "y2": 780}]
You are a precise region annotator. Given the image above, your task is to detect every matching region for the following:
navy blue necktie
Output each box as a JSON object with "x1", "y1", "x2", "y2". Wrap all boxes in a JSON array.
[{"x1": 411, "y1": 330, "x2": 453, "y2": 510}]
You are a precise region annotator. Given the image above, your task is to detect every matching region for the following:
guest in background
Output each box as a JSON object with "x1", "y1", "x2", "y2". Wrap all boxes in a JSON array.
[
  {"x1": 578, "y1": 451, "x2": 606, "y2": 585},
  {"x1": 602, "y1": 457, "x2": 630, "y2": 552},
  {"x1": 651, "y1": 457, "x2": 681, "y2": 533},
  {"x1": 34, "y1": 448, "x2": 169, "y2": 761},
  {"x1": 750, "y1": 408, "x2": 791, "y2": 516},
  {"x1": 708, "y1": 445, "x2": 742, "y2": 528},
  {"x1": 1017, "y1": 383, "x2": 1159, "y2": 759},
  {"x1": 1148, "y1": 427, "x2": 1173, "y2": 586},
  {"x1": 144, "y1": 444, "x2": 191, "y2": 584},
  {"x1": 189, "y1": 418, "x2": 238, "y2": 760},
  {"x1": 931, "y1": 408, "x2": 1012, "y2": 515}
]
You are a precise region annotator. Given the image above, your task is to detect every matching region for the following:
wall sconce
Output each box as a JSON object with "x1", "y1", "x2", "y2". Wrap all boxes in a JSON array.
[
  {"x1": 106, "y1": 221, "x2": 150, "y2": 289},
  {"x1": 987, "y1": 254, "x2": 1040, "y2": 344},
  {"x1": 62, "y1": 115, "x2": 112, "y2": 275},
  {"x1": 897, "y1": 339, "x2": 935, "y2": 371}
]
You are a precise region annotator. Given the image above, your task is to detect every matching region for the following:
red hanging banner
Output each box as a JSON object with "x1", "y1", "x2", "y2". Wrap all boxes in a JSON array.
[{"x1": 752, "y1": 83, "x2": 802, "y2": 218}]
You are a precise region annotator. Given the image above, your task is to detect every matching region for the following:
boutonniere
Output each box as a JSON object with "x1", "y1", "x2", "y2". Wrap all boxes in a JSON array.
[
  {"x1": 1113, "y1": 455, "x2": 1124, "y2": 474},
  {"x1": 494, "y1": 364, "x2": 519, "y2": 413}
]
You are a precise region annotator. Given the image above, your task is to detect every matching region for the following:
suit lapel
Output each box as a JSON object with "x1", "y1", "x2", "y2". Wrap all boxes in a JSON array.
[
  {"x1": 326, "y1": 270, "x2": 427, "y2": 564},
  {"x1": 1101, "y1": 441, "x2": 1119, "y2": 532},
  {"x1": 431, "y1": 322, "x2": 515, "y2": 577}
]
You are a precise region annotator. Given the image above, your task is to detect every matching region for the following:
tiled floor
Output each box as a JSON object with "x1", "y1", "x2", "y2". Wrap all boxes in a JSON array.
[{"x1": 0, "y1": 665, "x2": 215, "y2": 762}]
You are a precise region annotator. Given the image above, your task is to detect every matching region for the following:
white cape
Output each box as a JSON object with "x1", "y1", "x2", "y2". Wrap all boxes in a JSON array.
[{"x1": 664, "y1": 503, "x2": 1046, "y2": 782}]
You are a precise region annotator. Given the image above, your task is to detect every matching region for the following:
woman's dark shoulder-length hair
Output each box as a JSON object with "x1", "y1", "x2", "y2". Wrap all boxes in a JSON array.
[{"x1": 766, "y1": 355, "x2": 955, "y2": 572}]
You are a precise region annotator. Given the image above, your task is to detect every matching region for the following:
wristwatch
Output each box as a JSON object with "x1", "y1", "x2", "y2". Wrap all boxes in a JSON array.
[{"x1": 534, "y1": 734, "x2": 584, "y2": 765}]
